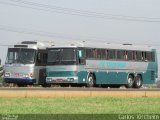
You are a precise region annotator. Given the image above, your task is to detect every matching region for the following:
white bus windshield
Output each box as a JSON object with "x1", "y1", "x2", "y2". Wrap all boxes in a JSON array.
[
  {"x1": 6, "y1": 48, "x2": 36, "y2": 64},
  {"x1": 47, "y1": 48, "x2": 77, "y2": 65}
]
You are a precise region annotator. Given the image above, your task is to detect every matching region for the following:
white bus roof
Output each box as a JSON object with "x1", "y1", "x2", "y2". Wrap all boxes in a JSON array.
[
  {"x1": 10, "y1": 41, "x2": 54, "y2": 49},
  {"x1": 49, "y1": 41, "x2": 154, "y2": 51}
]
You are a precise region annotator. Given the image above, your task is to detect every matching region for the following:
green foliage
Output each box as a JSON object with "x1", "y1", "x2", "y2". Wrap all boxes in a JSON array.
[{"x1": 0, "y1": 65, "x2": 3, "y2": 78}]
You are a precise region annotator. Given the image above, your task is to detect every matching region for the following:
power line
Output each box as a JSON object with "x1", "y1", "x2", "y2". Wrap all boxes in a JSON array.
[
  {"x1": 1, "y1": 0, "x2": 160, "y2": 22},
  {"x1": 7, "y1": 0, "x2": 160, "y2": 19},
  {"x1": 0, "y1": 24, "x2": 112, "y2": 42},
  {"x1": 0, "y1": 24, "x2": 160, "y2": 47}
]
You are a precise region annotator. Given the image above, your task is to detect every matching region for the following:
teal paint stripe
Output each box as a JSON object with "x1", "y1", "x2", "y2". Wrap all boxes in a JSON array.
[{"x1": 47, "y1": 71, "x2": 77, "y2": 77}]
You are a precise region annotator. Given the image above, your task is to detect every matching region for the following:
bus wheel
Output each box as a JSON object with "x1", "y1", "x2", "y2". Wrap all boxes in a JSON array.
[
  {"x1": 17, "y1": 84, "x2": 27, "y2": 87},
  {"x1": 87, "y1": 74, "x2": 95, "y2": 87},
  {"x1": 125, "y1": 75, "x2": 134, "y2": 88},
  {"x1": 134, "y1": 75, "x2": 142, "y2": 88},
  {"x1": 42, "y1": 83, "x2": 51, "y2": 87}
]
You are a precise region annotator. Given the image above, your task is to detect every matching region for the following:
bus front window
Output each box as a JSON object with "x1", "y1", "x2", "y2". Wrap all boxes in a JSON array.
[
  {"x1": 61, "y1": 48, "x2": 76, "y2": 61},
  {"x1": 47, "y1": 48, "x2": 77, "y2": 65},
  {"x1": 47, "y1": 49, "x2": 61, "y2": 64},
  {"x1": 6, "y1": 48, "x2": 19, "y2": 64},
  {"x1": 20, "y1": 49, "x2": 36, "y2": 64},
  {"x1": 6, "y1": 48, "x2": 36, "y2": 64}
]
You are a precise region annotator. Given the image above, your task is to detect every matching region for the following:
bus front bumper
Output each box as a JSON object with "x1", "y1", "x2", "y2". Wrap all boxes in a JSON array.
[
  {"x1": 4, "y1": 78, "x2": 36, "y2": 85},
  {"x1": 46, "y1": 77, "x2": 78, "y2": 84}
]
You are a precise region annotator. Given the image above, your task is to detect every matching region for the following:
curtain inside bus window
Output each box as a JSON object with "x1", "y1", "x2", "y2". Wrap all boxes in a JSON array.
[{"x1": 78, "y1": 48, "x2": 85, "y2": 65}]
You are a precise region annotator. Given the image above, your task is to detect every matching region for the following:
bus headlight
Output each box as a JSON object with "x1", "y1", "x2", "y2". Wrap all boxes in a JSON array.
[
  {"x1": 30, "y1": 73, "x2": 33, "y2": 78},
  {"x1": 5, "y1": 72, "x2": 10, "y2": 77},
  {"x1": 23, "y1": 73, "x2": 34, "y2": 78},
  {"x1": 23, "y1": 74, "x2": 29, "y2": 78}
]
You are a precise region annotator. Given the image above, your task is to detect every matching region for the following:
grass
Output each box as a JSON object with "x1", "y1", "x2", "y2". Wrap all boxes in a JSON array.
[
  {"x1": 0, "y1": 77, "x2": 3, "y2": 87},
  {"x1": 0, "y1": 97, "x2": 160, "y2": 120},
  {"x1": 0, "y1": 97, "x2": 160, "y2": 114}
]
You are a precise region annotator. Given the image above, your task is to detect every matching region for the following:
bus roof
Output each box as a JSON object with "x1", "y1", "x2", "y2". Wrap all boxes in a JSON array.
[
  {"x1": 10, "y1": 41, "x2": 54, "y2": 49},
  {"x1": 48, "y1": 41, "x2": 154, "y2": 51}
]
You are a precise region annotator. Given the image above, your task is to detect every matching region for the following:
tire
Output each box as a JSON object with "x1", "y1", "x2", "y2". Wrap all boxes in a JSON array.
[
  {"x1": 87, "y1": 74, "x2": 95, "y2": 87},
  {"x1": 133, "y1": 75, "x2": 142, "y2": 88},
  {"x1": 42, "y1": 83, "x2": 51, "y2": 87},
  {"x1": 125, "y1": 75, "x2": 134, "y2": 88},
  {"x1": 17, "y1": 84, "x2": 27, "y2": 87}
]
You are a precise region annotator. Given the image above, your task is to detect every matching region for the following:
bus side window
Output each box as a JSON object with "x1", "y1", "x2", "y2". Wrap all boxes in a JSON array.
[
  {"x1": 127, "y1": 51, "x2": 133, "y2": 61},
  {"x1": 117, "y1": 50, "x2": 125, "y2": 60},
  {"x1": 151, "y1": 52, "x2": 155, "y2": 62},
  {"x1": 108, "y1": 50, "x2": 115, "y2": 60},
  {"x1": 78, "y1": 49, "x2": 85, "y2": 65},
  {"x1": 101, "y1": 49, "x2": 107, "y2": 60},
  {"x1": 136, "y1": 51, "x2": 142, "y2": 61},
  {"x1": 146, "y1": 52, "x2": 151, "y2": 61},
  {"x1": 142, "y1": 52, "x2": 149, "y2": 62},
  {"x1": 37, "y1": 53, "x2": 41, "y2": 65},
  {"x1": 96, "y1": 49, "x2": 101, "y2": 59},
  {"x1": 124, "y1": 51, "x2": 128, "y2": 60},
  {"x1": 43, "y1": 53, "x2": 48, "y2": 64}
]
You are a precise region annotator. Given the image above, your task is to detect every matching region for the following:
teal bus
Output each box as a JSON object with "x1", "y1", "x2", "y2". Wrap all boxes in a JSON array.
[{"x1": 46, "y1": 42, "x2": 158, "y2": 88}]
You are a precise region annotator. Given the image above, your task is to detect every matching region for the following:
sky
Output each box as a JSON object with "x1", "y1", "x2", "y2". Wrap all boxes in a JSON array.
[{"x1": 0, "y1": 0, "x2": 160, "y2": 76}]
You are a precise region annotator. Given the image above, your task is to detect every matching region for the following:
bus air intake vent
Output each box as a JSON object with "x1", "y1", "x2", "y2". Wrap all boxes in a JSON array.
[
  {"x1": 122, "y1": 44, "x2": 132, "y2": 45},
  {"x1": 14, "y1": 45, "x2": 28, "y2": 48},
  {"x1": 21, "y1": 41, "x2": 37, "y2": 44}
]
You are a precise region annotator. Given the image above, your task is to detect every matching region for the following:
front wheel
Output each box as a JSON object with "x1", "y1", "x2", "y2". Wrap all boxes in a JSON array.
[
  {"x1": 125, "y1": 75, "x2": 134, "y2": 88},
  {"x1": 133, "y1": 75, "x2": 142, "y2": 88},
  {"x1": 87, "y1": 74, "x2": 96, "y2": 87},
  {"x1": 42, "y1": 83, "x2": 51, "y2": 87},
  {"x1": 17, "y1": 84, "x2": 27, "y2": 87}
]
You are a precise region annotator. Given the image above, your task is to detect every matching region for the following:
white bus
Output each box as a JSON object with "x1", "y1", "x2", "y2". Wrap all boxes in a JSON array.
[{"x1": 4, "y1": 41, "x2": 54, "y2": 87}]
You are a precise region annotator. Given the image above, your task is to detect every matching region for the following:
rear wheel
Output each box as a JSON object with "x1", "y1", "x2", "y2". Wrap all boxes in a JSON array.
[
  {"x1": 133, "y1": 75, "x2": 142, "y2": 88},
  {"x1": 87, "y1": 74, "x2": 95, "y2": 87},
  {"x1": 125, "y1": 75, "x2": 134, "y2": 88}
]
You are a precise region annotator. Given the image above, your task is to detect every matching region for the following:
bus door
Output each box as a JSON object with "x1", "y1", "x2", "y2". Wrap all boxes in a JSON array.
[{"x1": 36, "y1": 50, "x2": 48, "y2": 85}]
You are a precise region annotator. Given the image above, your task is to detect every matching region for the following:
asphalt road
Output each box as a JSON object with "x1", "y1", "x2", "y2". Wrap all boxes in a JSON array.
[{"x1": 0, "y1": 87, "x2": 160, "y2": 91}]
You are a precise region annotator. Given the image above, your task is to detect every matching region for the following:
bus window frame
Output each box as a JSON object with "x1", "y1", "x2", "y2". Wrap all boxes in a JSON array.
[
  {"x1": 36, "y1": 49, "x2": 48, "y2": 66},
  {"x1": 77, "y1": 47, "x2": 86, "y2": 65}
]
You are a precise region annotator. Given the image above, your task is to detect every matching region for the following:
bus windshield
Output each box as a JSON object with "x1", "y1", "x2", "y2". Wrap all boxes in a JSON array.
[
  {"x1": 6, "y1": 48, "x2": 36, "y2": 64},
  {"x1": 47, "y1": 48, "x2": 77, "y2": 65}
]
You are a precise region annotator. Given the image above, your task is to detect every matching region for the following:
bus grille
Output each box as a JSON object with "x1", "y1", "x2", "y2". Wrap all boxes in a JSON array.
[{"x1": 48, "y1": 71, "x2": 75, "y2": 77}]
